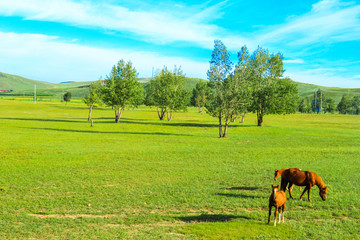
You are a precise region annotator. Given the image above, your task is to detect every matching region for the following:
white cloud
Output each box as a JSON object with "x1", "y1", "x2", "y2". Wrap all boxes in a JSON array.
[
  {"x1": 0, "y1": 0, "x2": 248, "y2": 49},
  {"x1": 287, "y1": 70, "x2": 360, "y2": 88},
  {"x1": 283, "y1": 59, "x2": 305, "y2": 64},
  {"x1": 258, "y1": 0, "x2": 360, "y2": 46},
  {"x1": 0, "y1": 31, "x2": 208, "y2": 82}
]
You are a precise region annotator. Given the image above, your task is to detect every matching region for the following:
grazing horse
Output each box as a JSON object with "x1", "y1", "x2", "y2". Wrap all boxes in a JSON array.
[
  {"x1": 280, "y1": 168, "x2": 327, "y2": 201},
  {"x1": 267, "y1": 185, "x2": 286, "y2": 226},
  {"x1": 274, "y1": 168, "x2": 302, "y2": 191}
]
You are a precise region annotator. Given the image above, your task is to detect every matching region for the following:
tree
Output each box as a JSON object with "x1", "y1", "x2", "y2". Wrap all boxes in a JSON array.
[
  {"x1": 323, "y1": 97, "x2": 336, "y2": 114},
  {"x1": 352, "y1": 96, "x2": 360, "y2": 115},
  {"x1": 245, "y1": 46, "x2": 298, "y2": 126},
  {"x1": 337, "y1": 93, "x2": 353, "y2": 114},
  {"x1": 63, "y1": 92, "x2": 72, "y2": 105},
  {"x1": 311, "y1": 89, "x2": 326, "y2": 114},
  {"x1": 147, "y1": 67, "x2": 188, "y2": 121},
  {"x1": 84, "y1": 80, "x2": 103, "y2": 121},
  {"x1": 102, "y1": 59, "x2": 143, "y2": 123},
  {"x1": 191, "y1": 80, "x2": 210, "y2": 113},
  {"x1": 230, "y1": 45, "x2": 252, "y2": 122},
  {"x1": 206, "y1": 40, "x2": 233, "y2": 138},
  {"x1": 206, "y1": 41, "x2": 250, "y2": 138},
  {"x1": 298, "y1": 97, "x2": 312, "y2": 113}
]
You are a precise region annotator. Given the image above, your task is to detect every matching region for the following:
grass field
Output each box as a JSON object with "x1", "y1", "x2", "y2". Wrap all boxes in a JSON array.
[{"x1": 0, "y1": 100, "x2": 359, "y2": 239}]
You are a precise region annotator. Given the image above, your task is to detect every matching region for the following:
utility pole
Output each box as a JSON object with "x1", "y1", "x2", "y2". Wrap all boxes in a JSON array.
[
  {"x1": 314, "y1": 89, "x2": 317, "y2": 114},
  {"x1": 34, "y1": 84, "x2": 36, "y2": 104},
  {"x1": 320, "y1": 90, "x2": 323, "y2": 114}
]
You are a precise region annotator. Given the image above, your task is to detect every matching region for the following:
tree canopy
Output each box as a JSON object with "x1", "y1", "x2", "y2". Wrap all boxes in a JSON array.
[
  {"x1": 102, "y1": 59, "x2": 143, "y2": 123},
  {"x1": 244, "y1": 46, "x2": 298, "y2": 126},
  {"x1": 146, "y1": 67, "x2": 188, "y2": 121},
  {"x1": 63, "y1": 91, "x2": 72, "y2": 105},
  {"x1": 84, "y1": 80, "x2": 103, "y2": 121},
  {"x1": 206, "y1": 40, "x2": 239, "y2": 138},
  {"x1": 191, "y1": 80, "x2": 210, "y2": 114}
]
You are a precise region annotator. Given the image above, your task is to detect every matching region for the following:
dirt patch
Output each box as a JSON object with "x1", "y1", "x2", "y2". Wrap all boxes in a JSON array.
[
  {"x1": 28, "y1": 213, "x2": 117, "y2": 219},
  {"x1": 105, "y1": 224, "x2": 122, "y2": 228}
]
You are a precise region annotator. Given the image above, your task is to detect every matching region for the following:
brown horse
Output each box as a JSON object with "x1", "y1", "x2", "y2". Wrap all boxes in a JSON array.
[
  {"x1": 267, "y1": 185, "x2": 286, "y2": 226},
  {"x1": 274, "y1": 168, "x2": 302, "y2": 191},
  {"x1": 280, "y1": 168, "x2": 327, "y2": 201}
]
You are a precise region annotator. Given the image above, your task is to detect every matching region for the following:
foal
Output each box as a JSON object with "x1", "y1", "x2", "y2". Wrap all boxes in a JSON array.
[{"x1": 268, "y1": 185, "x2": 287, "y2": 226}]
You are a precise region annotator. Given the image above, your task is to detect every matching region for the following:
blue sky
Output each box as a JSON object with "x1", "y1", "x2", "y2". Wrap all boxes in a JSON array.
[{"x1": 0, "y1": 0, "x2": 359, "y2": 87}]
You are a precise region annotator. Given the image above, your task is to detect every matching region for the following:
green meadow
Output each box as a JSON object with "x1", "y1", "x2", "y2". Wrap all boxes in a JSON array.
[{"x1": 0, "y1": 99, "x2": 359, "y2": 239}]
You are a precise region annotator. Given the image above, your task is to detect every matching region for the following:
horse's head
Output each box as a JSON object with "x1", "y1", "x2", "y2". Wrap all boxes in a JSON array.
[
  {"x1": 319, "y1": 186, "x2": 328, "y2": 201},
  {"x1": 271, "y1": 185, "x2": 279, "y2": 191},
  {"x1": 274, "y1": 169, "x2": 281, "y2": 181}
]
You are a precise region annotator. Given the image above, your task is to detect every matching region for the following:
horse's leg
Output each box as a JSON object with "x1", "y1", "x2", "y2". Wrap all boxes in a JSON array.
[
  {"x1": 280, "y1": 178, "x2": 287, "y2": 192},
  {"x1": 288, "y1": 182, "x2": 294, "y2": 199},
  {"x1": 267, "y1": 206, "x2": 272, "y2": 224},
  {"x1": 300, "y1": 186, "x2": 309, "y2": 201},
  {"x1": 278, "y1": 208, "x2": 281, "y2": 223},
  {"x1": 282, "y1": 205, "x2": 285, "y2": 223},
  {"x1": 307, "y1": 186, "x2": 312, "y2": 202},
  {"x1": 274, "y1": 207, "x2": 278, "y2": 226}
]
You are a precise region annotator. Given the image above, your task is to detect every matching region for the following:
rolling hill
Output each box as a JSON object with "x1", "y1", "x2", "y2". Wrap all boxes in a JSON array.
[
  {"x1": 294, "y1": 82, "x2": 360, "y2": 103},
  {"x1": 0, "y1": 72, "x2": 55, "y2": 91},
  {"x1": 1, "y1": 72, "x2": 359, "y2": 102}
]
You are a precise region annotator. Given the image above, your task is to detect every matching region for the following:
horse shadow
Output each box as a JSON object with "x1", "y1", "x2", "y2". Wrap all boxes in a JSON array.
[
  {"x1": 176, "y1": 214, "x2": 250, "y2": 223},
  {"x1": 217, "y1": 186, "x2": 267, "y2": 199},
  {"x1": 216, "y1": 193, "x2": 266, "y2": 199},
  {"x1": 225, "y1": 186, "x2": 261, "y2": 191}
]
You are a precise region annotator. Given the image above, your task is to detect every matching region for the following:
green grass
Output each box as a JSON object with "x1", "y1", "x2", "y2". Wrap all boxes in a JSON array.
[{"x1": 0, "y1": 99, "x2": 359, "y2": 239}]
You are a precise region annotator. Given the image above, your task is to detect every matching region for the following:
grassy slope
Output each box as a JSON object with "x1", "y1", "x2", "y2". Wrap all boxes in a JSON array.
[
  {"x1": 0, "y1": 100, "x2": 359, "y2": 239},
  {"x1": 294, "y1": 82, "x2": 360, "y2": 102},
  {"x1": 0, "y1": 72, "x2": 55, "y2": 91}
]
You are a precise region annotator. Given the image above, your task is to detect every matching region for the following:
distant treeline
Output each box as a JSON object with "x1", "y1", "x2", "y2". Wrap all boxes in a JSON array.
[{"x1": 298, "y1": 89, "x2": 360, "y2": 115}]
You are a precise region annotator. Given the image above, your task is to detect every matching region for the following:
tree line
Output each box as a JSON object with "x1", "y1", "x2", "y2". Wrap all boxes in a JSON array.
[
  {"x1": 298, "y1": 89, "x2": 360, "y2": 115},
  {"x1": 82, "y1": 40, "x2": 358, "y2": 137},
  {"x1": 83, "y1": 40, "x2": 301, "y2": 137}
]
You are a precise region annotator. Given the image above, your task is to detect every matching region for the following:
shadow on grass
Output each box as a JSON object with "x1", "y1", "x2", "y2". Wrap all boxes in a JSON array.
[
  {"x1": 226, "y1": 186, "x2": 261, "y2": 191},
  {"x1": 21, "y1": 127, "x2": 192, "y2": 136},
  {"x1": 177, "y1": 214, "x2": 250, "y2": 223},
  {"x1": 216, "y1": 193, "x2": 266, "y2": 199},
  {"x1": 2, "y1": 117, "x2": 256, "y2": 129},
  {"x1": 52, "y1": 105, "x2": 89, "y2": 110},
  {"x1": 0, "y1": 117, "x2": 83, "y2": 123},
  {"x1": 97, "y1": 117, "x2": 255, "y2": 128}
]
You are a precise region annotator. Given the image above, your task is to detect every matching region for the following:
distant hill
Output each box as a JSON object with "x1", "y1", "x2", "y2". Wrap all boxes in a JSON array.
[
  {"x1": 1, "y1": 72, "x2": 359, "y2": 102},
  {"x1": 0, "y1": 72, "x2": 55, "y2": 91},
  {"x1": 294, "y1": 82, "x2": 360, "y2": 103},
  {"x1": 0, "y1": 72, "x2": 93, "y2": 98}
]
